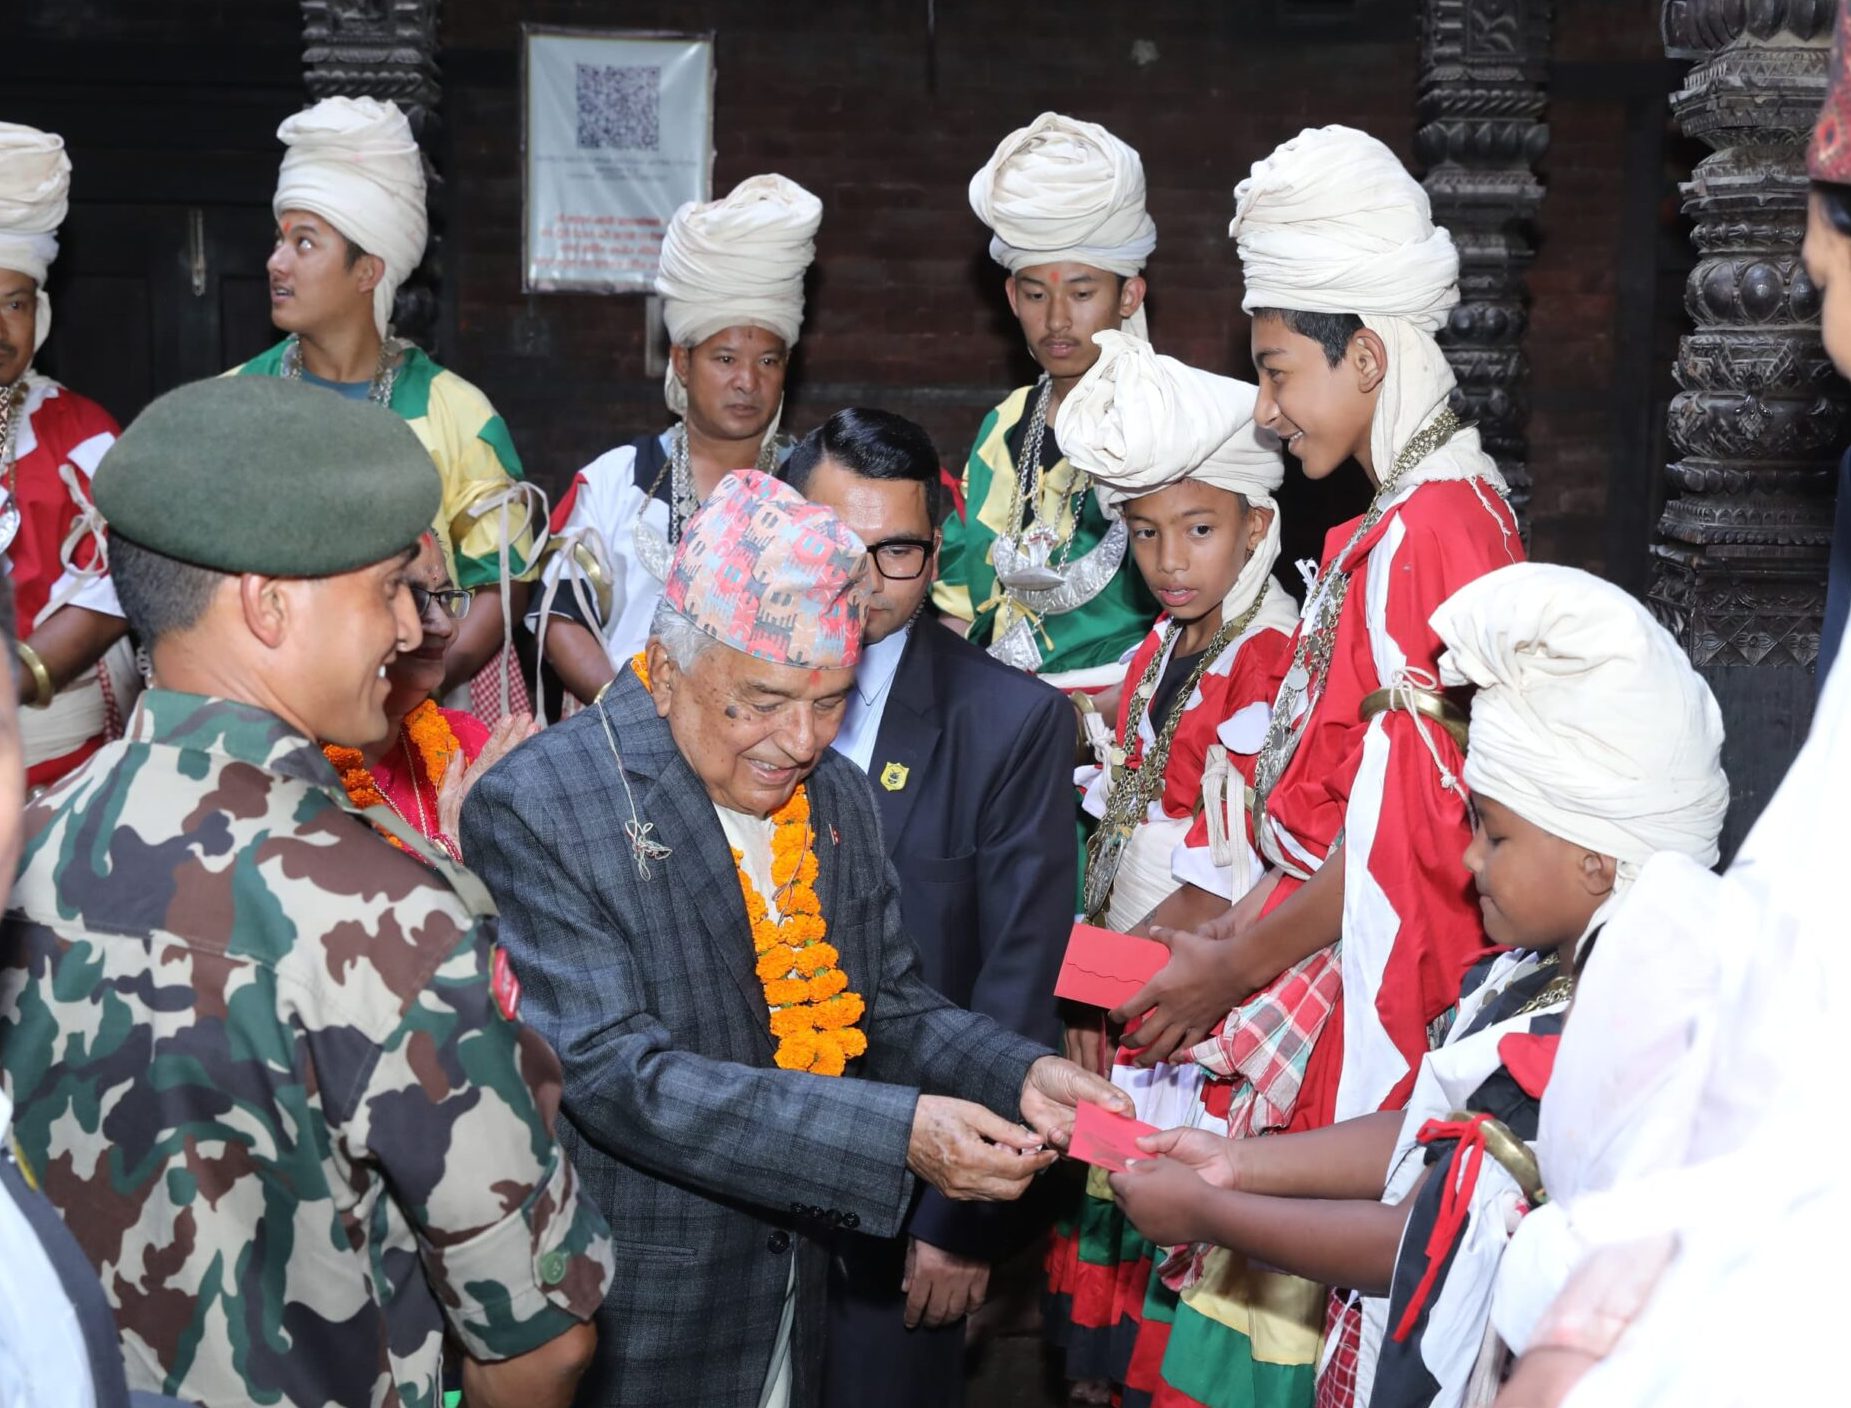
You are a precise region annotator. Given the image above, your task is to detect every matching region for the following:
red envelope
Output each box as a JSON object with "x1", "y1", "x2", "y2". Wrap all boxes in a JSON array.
[
  {"x1": 1055, "y1": 923, "x2": 1169, "y2": 1010},
  {"x1": 1068, "y1": 1100, "x2": 1159, "y2": 1175}
]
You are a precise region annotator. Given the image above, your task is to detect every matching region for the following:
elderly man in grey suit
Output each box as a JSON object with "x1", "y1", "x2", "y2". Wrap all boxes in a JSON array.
[{"x1": 463, "y1": 469, "x2": 1123, "y2": 1408}]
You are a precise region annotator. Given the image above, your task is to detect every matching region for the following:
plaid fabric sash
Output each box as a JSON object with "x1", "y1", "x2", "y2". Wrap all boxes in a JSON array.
[{"x1": 1190, "y1": 942, "x2": 1343, "y2": 1139}]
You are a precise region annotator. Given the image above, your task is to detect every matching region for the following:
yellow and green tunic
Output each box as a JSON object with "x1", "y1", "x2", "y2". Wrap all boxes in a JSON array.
[
  {"x1": 233, "y1": 340, "x2": 537, "y2": 589},
  {"x1": 933, "y1": 384, "x2": 1154, "y2": 677}
]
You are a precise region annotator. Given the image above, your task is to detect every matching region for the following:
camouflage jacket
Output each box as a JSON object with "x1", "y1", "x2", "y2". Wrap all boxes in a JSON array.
[{"x1": 0, "y1": 691, "x2": 614, "y2": 1408}]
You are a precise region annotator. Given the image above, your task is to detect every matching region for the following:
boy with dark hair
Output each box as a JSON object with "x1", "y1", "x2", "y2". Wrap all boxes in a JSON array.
[
  {"x1": 1110, "y1": 126, "x2": 1523, "y2": 1408},
  {"x1": 0, "y1": 122, "x2": 137, "y2": 787},
  {"x1": 1040, "y1": 332, "x2": 1299, "y2": 1399},
  {"x1": 1111, "y1": 563, "x2": 1729, "y2": 1408},
  {"x1": 233, "y1": 97, "x2": 540, "y2": 720},
  {"x1": 934, "y1": 113, "x2": 1159, "y2": 688}
]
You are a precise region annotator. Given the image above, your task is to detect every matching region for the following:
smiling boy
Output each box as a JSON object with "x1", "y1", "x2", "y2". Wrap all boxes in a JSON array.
[
  {"x1": 934, "y1": 113, "x2": 1160, "y2": 686},
  {"x1": 1110, "y1": 126, "x2": 1524, "y2": 1408},
  {"x1": 1108, "y1": 563, "x2": 1728, "y2": 1408}
]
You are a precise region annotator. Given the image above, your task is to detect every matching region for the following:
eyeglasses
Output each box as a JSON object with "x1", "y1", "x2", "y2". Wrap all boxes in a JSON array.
[
  {"x1": 410, "y1": 584, "x2": 474, "y2": 620},
  {"x1": 865, "y1": 536, "x2": 937, "y2": 581}
]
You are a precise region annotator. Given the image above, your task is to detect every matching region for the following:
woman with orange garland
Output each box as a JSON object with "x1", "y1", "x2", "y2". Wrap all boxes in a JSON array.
[{"x1": 324, "y1": 532, "x2": 535, "y2": 860}]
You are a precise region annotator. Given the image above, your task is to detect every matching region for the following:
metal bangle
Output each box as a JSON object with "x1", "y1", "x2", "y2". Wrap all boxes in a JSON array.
[
  {"x1": 1358, "y1": 685, "x2": 1471, "y2": 755},
  {"x1": 14, "y1": 640, "x2": 55, "y2": 709}
]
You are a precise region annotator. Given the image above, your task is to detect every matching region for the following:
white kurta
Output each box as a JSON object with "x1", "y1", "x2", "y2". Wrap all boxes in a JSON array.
[{"x1": 535, "y1": 431, "x2": 676, "y2": 670}]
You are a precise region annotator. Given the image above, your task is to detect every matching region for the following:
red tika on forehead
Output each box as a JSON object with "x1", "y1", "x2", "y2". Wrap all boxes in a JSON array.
[{"x1": 1810, "y1": 4, "x2": 1851, "y2": 183}]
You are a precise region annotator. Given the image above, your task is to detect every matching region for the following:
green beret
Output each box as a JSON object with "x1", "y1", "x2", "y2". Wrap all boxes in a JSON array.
[{"x1": 93, "y1": 377, "x2": 442, "y2": 576}]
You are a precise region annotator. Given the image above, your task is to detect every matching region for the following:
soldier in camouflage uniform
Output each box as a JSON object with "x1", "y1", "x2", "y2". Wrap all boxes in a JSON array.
[{"x1": 0, "y1": 377, "x2": 614, "y2": 1408}]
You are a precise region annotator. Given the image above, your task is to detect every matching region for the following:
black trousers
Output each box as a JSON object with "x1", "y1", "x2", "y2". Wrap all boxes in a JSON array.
[{"x1": 820, "y1": 1231, "x2": 969, "y2": 1408}]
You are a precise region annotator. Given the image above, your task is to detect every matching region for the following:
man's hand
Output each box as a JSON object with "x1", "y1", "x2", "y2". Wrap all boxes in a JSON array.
[
  {"x1": 438, "y1": 712, "x2": 540, "y2": 857},
  {"x1": 1490, "y1": 1347, "x2": 1601, "y2": 1408},
  {"x1": 1133, "y1": 1127, "x2": 1244, "y2": 1191},
  {"x1": 1107, "y1": 1156, "x2": 1215, "y2": 1247},
  {"x1": 907, "y1": 1095, "x2": 1054, "y2": 1201},
  {"x1": 460, "y1": 1321, "x2": 596, "y2": 1408},
  {"x1": 1110, "y1": 924, "x2": 1260, "y2": 1067},
  {"x1": 1018, "y1": 1055, "x2": 1133, "y2": 1149},
  {"x1": 901, "y1": 1237, "x2": 991, "y2": 1329}
]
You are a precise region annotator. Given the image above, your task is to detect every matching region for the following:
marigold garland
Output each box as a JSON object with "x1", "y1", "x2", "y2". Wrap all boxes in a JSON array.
[
  {"x1": 735, "y1": 784, "x2": 869, "y2": 1077},
  {"x1": 322, "y1": 700, "x2": 461, "y2": 855},
  {"x1": 634, "y1": 651, "x2": 866, "y2": 1073}
]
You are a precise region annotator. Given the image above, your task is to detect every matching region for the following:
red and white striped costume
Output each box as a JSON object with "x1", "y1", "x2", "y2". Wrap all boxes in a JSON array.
[
  {"x1": 1252, "y1": 476, "x2": 1520, "y2": 1134},
  {"x1": 3, "y1": 375, "x2": 129, "y2": 788}
]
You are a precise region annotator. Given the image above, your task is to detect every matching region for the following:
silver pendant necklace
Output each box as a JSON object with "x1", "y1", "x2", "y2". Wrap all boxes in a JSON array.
[
  {"x1": 1248, "y1": 410, "x2": 1464, "y2": 868},
  {"x1": 633, "y1": 421, "x2": 780, "y2": 584},
  {"x1": 281, "y1": 332, "x2": 402, "y2": 407},
  {"x1": 0, "y1": 378, "x2": 26, "y2": 554},
  {"x1": 986, "y1": 375, "x2": 1130, "y2": 670}
]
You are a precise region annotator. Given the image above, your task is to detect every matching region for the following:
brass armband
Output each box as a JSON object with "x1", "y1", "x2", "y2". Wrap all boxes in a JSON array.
[
  {"x1": 14, "y1": 640, "x2": 55, "y2": 709},
  {"x1": 557, "y1": 534, "x2": 616, "y2": 624},
  {"x1": 1358, "y1": 685, "x2": 1470, "y2": 754},
  {"x1": 1448, "y1": 1107, "x2": 1547, "y2": 1205}
]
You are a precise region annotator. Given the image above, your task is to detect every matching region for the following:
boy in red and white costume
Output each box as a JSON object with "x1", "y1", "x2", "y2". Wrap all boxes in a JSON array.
[
  {"x1": 1111, "y1": 126, "x2": 1524, "y2": 1408},
  {"x1": 1041, "y1": 331, "x2": 1297, "y2": 1395},
  {"x1": 0, "y1": 122, "x2": 135, "y2": 790}
]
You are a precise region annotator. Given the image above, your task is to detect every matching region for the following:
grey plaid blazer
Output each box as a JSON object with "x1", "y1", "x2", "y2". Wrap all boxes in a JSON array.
[{"x1": 461, "y1": 670, "x2": 1047, "y2": 1407}]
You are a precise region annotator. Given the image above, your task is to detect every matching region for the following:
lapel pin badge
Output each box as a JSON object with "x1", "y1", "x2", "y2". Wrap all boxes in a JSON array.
[{"x1": 880, "y1": 762, "x2": 910, "y2": 792}]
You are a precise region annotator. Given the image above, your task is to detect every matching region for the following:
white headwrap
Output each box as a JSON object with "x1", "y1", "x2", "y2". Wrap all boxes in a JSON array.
[
  {"x1": 273, "y1": 97, "x2": 428, "y2": 341},
  {"x1": 969, "y1": 113, "x2": 1156, "y2": 340},
  {"x1": 1231, "y1": 125, "x2": 1504, "y2": 494},
  {"x1": 1432, "y1": 562, "x2": 1728, "y2": 872},
  {"x1": 1487, "y1": 609, "x2": 1851, "y2": 1393},
  {"x1": 0, "y1": 122, "x2": 70, "y2": 354},
  {"x1": 655, "y1": 174, "x2": 822, "y2": 417},
  {"x1": 1056, "y1": 331, "x2": 1296, "y2": 634}
]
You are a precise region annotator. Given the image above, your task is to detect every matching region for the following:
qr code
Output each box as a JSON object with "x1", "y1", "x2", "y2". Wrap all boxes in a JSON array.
[{"x1": 575, "y1": 64, "x2": 661, "y2": 150}]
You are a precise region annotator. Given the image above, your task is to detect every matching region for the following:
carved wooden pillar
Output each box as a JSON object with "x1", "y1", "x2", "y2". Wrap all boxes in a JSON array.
[
  {"x1": 299, "y1": 0, "x2": 444, "y2": 347},
  {"x1": 1654, "y1": 0, "x2": 1839, "y2": 850},
  {"x1": 1418, "y1": 0, "x2": 1552, "y2": 531}
]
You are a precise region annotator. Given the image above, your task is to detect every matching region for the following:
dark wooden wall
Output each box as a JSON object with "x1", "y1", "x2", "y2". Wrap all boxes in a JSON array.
[
  {"x1": 16, "y1": 0, "x2": 1688, "y2": 589},
  {"x1": 15, "y1": 3, "x2": 304, "y2": 417}
]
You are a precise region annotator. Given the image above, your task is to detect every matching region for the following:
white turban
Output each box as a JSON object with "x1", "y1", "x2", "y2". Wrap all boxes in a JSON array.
[
  {"x1": 655, "y1": 174, "x2": 822, "y2": 417},
  {"x1": 1433, "y1": 562, "x2": 1728, "y2": 871},
  {"x1": 273, "y1": 97, "x2": 428, "y2": 341},
  {"x1": 1231, "y1": 125, "x2": 1502, "y2": 494},
  {"x1": 0, "y1": 122, "x2": 71, "y2": 354},
  {"x1": 1057, "y1": 331, "x2": 1295, "y2": 633},
  {"x1": 969, "y1": 113, "x2": 1156, "y2": 340}
]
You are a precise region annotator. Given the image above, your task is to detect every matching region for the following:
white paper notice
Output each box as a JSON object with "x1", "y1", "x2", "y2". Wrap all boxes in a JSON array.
[{"x1": 524, "y1": 30, "x2": 713, "y2": 292}]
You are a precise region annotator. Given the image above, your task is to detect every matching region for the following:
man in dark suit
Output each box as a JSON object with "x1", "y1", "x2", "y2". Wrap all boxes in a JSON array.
[
  {"x1": 462, "y1": 470, "x2": 1122, "y2": 1408},
  {"x1": 782, "y1": 410, "x2": 1077, "y2": 1408}
]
